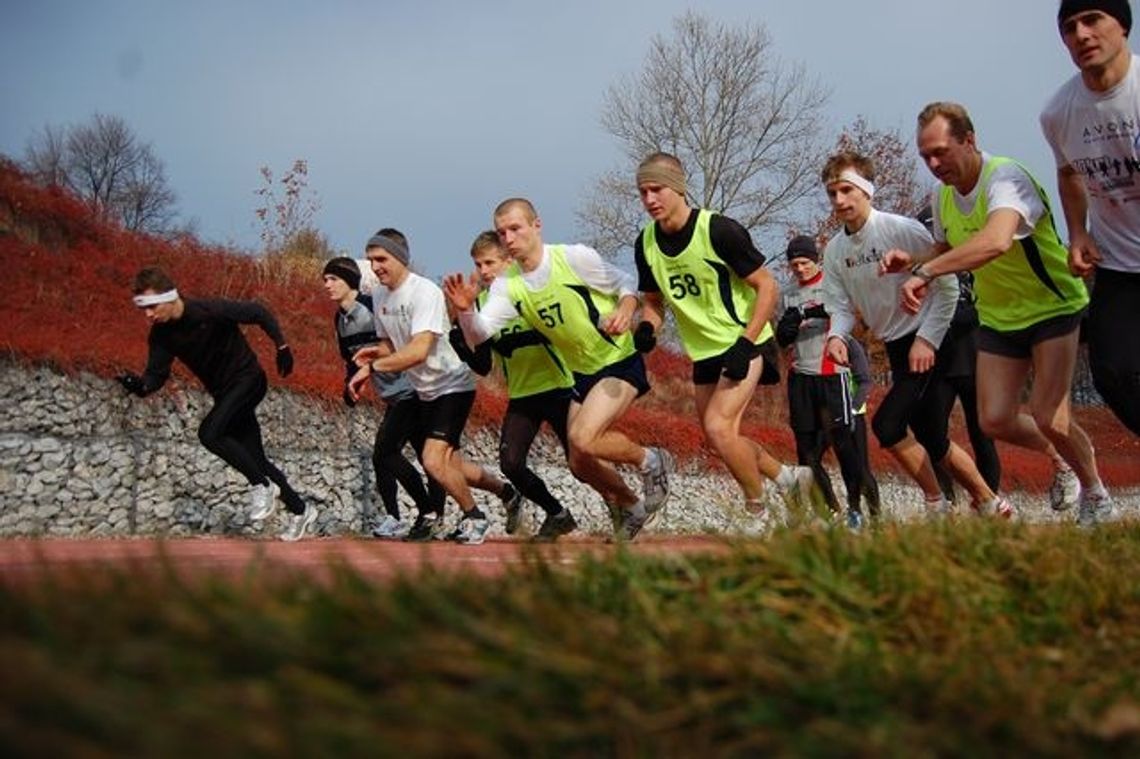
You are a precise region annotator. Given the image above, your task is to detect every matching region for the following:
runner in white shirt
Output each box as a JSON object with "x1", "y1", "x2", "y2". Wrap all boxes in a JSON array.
[
  {"x1": 820, "y1": 150, "x2": 1011, "y2": 519},
  {"x1": 349, "y1": 229, "x2": 520, "y2": 545},
  {"x1": 1041, "y1": 0, "x2": 1140, "y2": 437}
]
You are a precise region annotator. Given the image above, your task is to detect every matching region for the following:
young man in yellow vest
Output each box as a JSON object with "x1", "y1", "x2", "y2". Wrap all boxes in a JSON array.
[
  {"x1": 894, "y1": 101, "x2": 1115, "y2": 526},
  {"x1": 445, "y1": 198, "x2": 673, "y2": 541},
  {"x1": 449, "y1": 231, "x2": 579, "y2": 542},
  {"x1": 632, "y1": 152, "x2": 823, "y2": 525},
  {"x1": 1042, "y1": 0, "x2": 1140, "y2": 437}
]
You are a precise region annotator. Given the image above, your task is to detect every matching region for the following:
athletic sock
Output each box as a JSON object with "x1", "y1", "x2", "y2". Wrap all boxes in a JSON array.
[{"x1": 775, "y1": 465, "x2": 796, "y2": 490}]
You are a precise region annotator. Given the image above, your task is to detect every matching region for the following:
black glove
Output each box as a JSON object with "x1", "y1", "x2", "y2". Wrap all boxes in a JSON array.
[
  {"x1": 720, "y1": 337, "x2": 758, "y2": 381},
  {"x1": 633, "y1": 321, "x2": 656, "y2": 353},
  {"x1": 116, "y1": 372, "x2": 147, "y2": 397},
  {"x1": 342, "y1": 383, "x2": 357, "y2": 407},
  {"x1": 757, "y1": 339, "x2": 781, "y2": 385},
  {"x1": 276, "y1": 345, "x2": 294, "y2": 378},
  {"x1": 775, "y1": 307, "x2": 803, "y2": 347},
  {"x1": 802, "y1": 303, "x2": 829, "y2": 320}
]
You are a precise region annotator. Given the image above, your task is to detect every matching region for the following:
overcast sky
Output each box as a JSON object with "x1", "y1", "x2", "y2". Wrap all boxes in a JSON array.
[{"x1": 0, "y1": 1, "x2": 1096, "y2": 279}]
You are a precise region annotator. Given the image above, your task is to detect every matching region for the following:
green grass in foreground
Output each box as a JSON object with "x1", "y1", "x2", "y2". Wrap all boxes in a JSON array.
[{"x1": 2, "y1": 521, "x2": 1140, "y2": 757}]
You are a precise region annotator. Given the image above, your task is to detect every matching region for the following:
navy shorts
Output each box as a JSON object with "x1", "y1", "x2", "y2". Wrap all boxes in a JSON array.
[
  {"x1": 978, "y1": 309, "x2": 1084, "y2": 359},
  {"x1": 572, "y1": 352, "x2": 650, "y2": 403}
]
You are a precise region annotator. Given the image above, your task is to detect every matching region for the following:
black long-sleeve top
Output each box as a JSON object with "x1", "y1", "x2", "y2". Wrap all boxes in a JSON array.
[{"x1": 140, "y1": 298, "x2": 285, "y2": 397}]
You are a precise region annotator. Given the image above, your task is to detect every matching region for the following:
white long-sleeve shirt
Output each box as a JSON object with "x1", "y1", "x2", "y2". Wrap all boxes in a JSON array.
[
  {"x1": 458, "y1": 243, "x2": 636, "y2": 345},
  {"x1": 823, "y1": 208, "x2": 958, "y2": 348}
]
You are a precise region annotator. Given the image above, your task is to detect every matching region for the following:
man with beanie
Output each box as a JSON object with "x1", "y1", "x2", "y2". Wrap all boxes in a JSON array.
[
  {"x1": 322, "y1": 256, "x2": 444, "y2": 539},
  {"x1": 776, "y1": 234, "x2": 874, "y2": 529},
  {"x1": 446, "y1": 198, "x2": 672, "y2": 542},
  {"x1": 630, "y1": 151, "x2": 820, "y2": 525},
  {"x1": 820, "y1": 150, "x2": 1012, "y2": 520},
  {"x1": 1041, "y1": 0, "x2": 1140, "y2": 438},
  {"x1": 892, "y1": 102, "x2": 1113, "y2": 526},
  {"x1": 118, "y1": 266, "x2": 316, "y2": 540},
  {"x1": 348, "y1": 229, "x2": 520, "y2": 545}
]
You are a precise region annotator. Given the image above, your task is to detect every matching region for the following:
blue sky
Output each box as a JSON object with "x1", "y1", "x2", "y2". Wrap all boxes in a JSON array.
[{"x1": 1, "y1": 1, "x2": 1092, "y2": 278}]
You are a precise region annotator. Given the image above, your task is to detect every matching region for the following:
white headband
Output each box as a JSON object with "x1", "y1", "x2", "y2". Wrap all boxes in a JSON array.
[
  {"x1": 133, "y1": 289, "x2": 179, "y2": 307},
  {"x1": 835, "y1": 169, "x2": 875, "y2": 198}
]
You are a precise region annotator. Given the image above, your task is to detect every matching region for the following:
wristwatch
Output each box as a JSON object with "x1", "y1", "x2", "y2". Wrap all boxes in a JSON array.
[{"x1": 910, "y1": 263, "x2": 935, "y2": 283}]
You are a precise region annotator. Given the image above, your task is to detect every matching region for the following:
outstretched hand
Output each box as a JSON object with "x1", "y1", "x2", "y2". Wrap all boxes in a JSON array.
[{"x1": 443, "y1": 272, "x2": 480, "y2": 313}]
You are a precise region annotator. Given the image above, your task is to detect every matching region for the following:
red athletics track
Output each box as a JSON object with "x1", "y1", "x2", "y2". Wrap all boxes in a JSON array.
[{"x1": 0, "y1": 535, "x2": 733, "y2": 585}]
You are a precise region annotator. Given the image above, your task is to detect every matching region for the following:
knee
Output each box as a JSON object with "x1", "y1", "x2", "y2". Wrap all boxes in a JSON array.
[
  {"x1": 197, "y1": 421, "x2": 221, "y2": 451},
  {"x1": 701, "y1": 417, "x2": 735, "y2": 454},
  {"x1": 498, "y1": 447, "x2": 527, "y2": 482},
  {"x1": 871, "y1": 413, "x2": 905, "y2": 449},
  {"x1": 420, "y1": 446, "x2": 448, "y2": 480},
  {"x1": 567, "y1": 427, "x2": 596, "y2": 457}
]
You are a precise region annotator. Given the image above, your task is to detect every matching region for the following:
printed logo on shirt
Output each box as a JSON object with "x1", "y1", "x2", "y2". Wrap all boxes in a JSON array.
[
  {"x1": 1080, "y1": 117, "x2": 1137, "y2": 145},
  {"x1": 1072, "y1": 154, "x2": 1140, "y2": 193},
  {"x1": 844, "y1": 247, "x2": 882, "y2": 269}
]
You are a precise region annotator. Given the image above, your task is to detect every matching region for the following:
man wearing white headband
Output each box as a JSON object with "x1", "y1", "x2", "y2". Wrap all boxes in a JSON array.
[
  {"x1": 118, "y1": 266, "x2": 316, "y2": 541},
  {"x1": 890, "y1": 101, "x2": 1114, "y2": 527},
  {"x1": 820, "y1": 150, "x2": 1012, "y2": 520}
]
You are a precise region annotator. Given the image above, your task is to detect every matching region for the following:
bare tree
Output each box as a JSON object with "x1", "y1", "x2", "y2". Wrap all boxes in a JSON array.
[
  {"x1": 23, "y1": 113, "x2": 178, "y2": 234},
  {"x1": 577, "y1": 11, "x2": 831, "y2": 258}
]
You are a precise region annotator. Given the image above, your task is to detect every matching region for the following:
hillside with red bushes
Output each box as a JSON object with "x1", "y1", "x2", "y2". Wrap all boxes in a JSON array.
[{"x1": 1, "y1": 159, "x2": 1135, "y2": 490}]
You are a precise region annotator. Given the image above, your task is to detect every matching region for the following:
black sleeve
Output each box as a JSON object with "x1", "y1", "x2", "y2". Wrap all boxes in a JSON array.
[
  {"x1": 140, "y1": 331, "x2": 174, "y2": 394},
  {"x1": 449, "y1": 324, "x2": 492, "y2": 376},
  {"x1": 202, "y1": 298, "x2": 287, "y2": 348},
  {"x1": 709, "y1": 214, "x2": 766, "y2": 279},
  {"x1": 634, "y1": 236, "x2": 660, "y2": 293}
]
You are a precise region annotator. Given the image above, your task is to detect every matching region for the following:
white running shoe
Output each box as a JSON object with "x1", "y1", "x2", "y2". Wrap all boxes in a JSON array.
[
  {"x1": 925, "y1": 495, "x2": 952, "y2": 520},
  {"x1": 1048, "y1": 466, "x2": 1080, "y2": 512},
  {"x1": 280, "y1": 504, "x2": 317, "y2": 542},
  {"x1": 978, "y1": 495, "x2": 1015, "y2": 520},
  {"x1": 249, "y1": 482, "x2": 280, "y2": 521},
  {"x1": 641, "y1": 447, "x2": 675, "y2": 516},
  {"x1": 779, "y1": 466, "x2": 818, "y2": 518},
  {"x1": 453, "y1": 515, "x2": 489, "y2": 546},
  {"x1": 371, "y1": 514, "x2": 410, "y2": 539},
  {"x1": 1076, "y1": 491, "x2": 1116, "y2": 529}
]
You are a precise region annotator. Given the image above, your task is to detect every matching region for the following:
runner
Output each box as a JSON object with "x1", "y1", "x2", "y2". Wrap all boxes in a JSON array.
[
  {"x1": 776, "y1": 234, "x2": 871, "y2": 528},
  {"x1": 449, "y1": 231, "x2": 579, "y2": 542},
  {"x1": 348, "y1": 229, "x2": 519, "y2": 545},
  {"x1": 117, "y1": 266, "x2": 316, "y2": 540},
  {"x1": 1042, "y1": 0, "x2": 1140, "y2": 437},
  {"x1": 820, "y1": 150, "x2": 1011, "y2": 519},
  {"x1": 322, "y1": 256, "x2": 444, "y2": 539},
  {"x1": 446, "y1": 198, "x2": 672, "y2": 541},
  {"x1": 896, "y1": 101, "x2": 1113, "y2": 526},
  {"x1": 631, "y1": 151, "x2": 821, "y2": 526}
]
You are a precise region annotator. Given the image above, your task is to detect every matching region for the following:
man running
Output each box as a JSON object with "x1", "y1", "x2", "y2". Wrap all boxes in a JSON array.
[
  {"x1": 349, "y1": 229, "x2": 519, "y2": 545},
  {"x1": 322, "y1": 256, "x2": 443, "y2": 539},
  {"x1": 1041, "y1": 0, "x2": 1140, "y2": 436},
  {"x1": 117, "y1": 266, "x2": 316, "y2": 540},
  {"x1": 776, "y1": 234, "x2": 871, "y2": 528},
  {"x1": 820, "y1": 150, "x2": 1011, "y2": 519},
  {"x1": 632, "y1": 152, "x2": 820, "y2": 525},
  {"x1": 896, "y1": 101, "x2": 1113, "y2": 526},
  {"x1": 446, "y1": 198, "x2": 672, "y2": 541},
  {"x1": 449, "y1": 231, "x2": 579, "y2": 541}
]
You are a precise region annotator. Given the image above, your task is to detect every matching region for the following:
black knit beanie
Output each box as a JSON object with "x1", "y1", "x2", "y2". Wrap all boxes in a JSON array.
[
  {"x1": 785, "y1": 235, "x2": 819, "y2": 262},
  {"x1": 1059, "y1": 0, "x2": 1132, "y2": 35},
  {"x1": 322, "y1": 257, "x2": 362, "y2": 290}
]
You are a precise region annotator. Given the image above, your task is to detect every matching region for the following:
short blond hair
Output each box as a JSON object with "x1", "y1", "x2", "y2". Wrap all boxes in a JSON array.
[
  {"x1": 470, "y1": 230, "x2": 505, "y2": 258},
  {"x1": 493, "y1": 197, "x2": 537, "y2": 222}
]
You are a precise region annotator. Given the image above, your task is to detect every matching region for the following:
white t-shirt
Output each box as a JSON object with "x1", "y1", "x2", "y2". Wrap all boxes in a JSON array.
[
  {"x1": 1041, "y1": 53, "x2": 1140, "y2": 273},
  {"x1": 372, "y1": 272, "x2": 475, "y2": 401},
  {"x1": 930, "y1": 153, "x2": 1045, "y2": 244},
  {"x1": 459, "y1": 243, "x2": 636, "y2": 343},
  {"x1": 823, "y1": 208, "x2": 958, "y2": 347}
]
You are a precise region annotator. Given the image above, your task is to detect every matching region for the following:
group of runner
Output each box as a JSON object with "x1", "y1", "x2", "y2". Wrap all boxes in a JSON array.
[{"x1": 119, "y1": 1, "x2": 1137, "y2": 541}]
